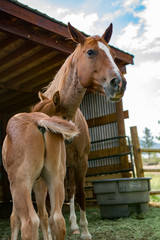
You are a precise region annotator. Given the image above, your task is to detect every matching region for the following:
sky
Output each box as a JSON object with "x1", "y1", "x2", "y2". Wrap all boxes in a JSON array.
[{"x1": 18, "y1": 0, "x2": 160, "y2": 140}]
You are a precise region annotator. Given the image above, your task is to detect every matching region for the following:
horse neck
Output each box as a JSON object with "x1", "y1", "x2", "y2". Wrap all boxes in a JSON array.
[{"x1": 45, "y1": 50, "x2": 86, "y2": 119}]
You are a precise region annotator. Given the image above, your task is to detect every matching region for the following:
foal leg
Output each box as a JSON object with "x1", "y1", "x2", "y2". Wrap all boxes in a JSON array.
[
  {"x1": 47, "y1": 179, "x2": 66, "y2": 240},
  {"x1": 42, "y1": 133, "x2": 66, "y2": 240},
  {"x1": 33, "y1": 178, "x2": 52, "y2": 240},
  {"x1": 10, "y1": 205, "x2": 21, "y2": 240},
  {"x1": 75, "y1": 154, "x2": 92, "y2": 240},
  {"x1": 11, "y1": 182, "x2": 40, "y2": 240}
]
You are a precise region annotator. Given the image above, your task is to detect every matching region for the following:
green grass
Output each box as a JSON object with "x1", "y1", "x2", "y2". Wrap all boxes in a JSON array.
[
  {"x1": 144, "y1": 172, "x2": 160, "y2": 202},
  {"x1": 1, "y1": 206, "x2": 160, "y2": 240}
]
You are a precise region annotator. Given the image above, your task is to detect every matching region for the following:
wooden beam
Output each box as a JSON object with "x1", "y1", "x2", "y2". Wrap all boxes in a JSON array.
[
  {"x1": 0, "y1": 43, "x2": 39, "y2": 69},
  {"x1": 22, "y1": 60, "x2": 65, "y2": 90},
  {"x1": 143, "y1": 168, "x2": 160, "y2": 172},
  {"x1": 113, "y1": 46, "x2": 134, "y2": 65},
  {"x1": 88, "y1": 146, "x2": 130, "y2": 159},
  {"x1": 0, "y1": 93, "x2": 38, "y2": 113},
  {"x1": 0, "y1": 15, "x2": 74, "y2": 54},
  {"x1": 0, "y1": 0, "x2": 70, "y2": 38},
  {"x1": 116, "y1": 100, "x2": 130, "y2": 177},
  {"x1": 87, "y1": 165, "x2": 129, "y2": 176},
  {"x1": 87, "y1": 110, "x2": 129, "y2": 128},
  {"x1": 130, "y1": 126, "x2": 144, "y2": 177},
  {"x1": 140, "y1": 148, "x2": 160, "y2": 153},
  {"x1": 0, "y1": 47, "x2": 57, "y2": 80},
  {"x1": 3, "y1": 54, "x2": 65, "y2": 85},
  {"x1": 0, "y1": 82, "x2": 33, "y2": 93},
  {"x1": 150, "y1": 190, "x2": 160, "y2": 195},
  {"x1": 0, "y1": 1, "x2": 134, "y2": 65}
]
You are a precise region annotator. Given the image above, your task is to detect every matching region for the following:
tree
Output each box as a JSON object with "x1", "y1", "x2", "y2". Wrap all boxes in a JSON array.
[
  {"x1": 142, "y1": 127, "x2": 154, "y2": 148},
  {"x1": 142, "y1": 127, "x2": 154, "y2": 162}
]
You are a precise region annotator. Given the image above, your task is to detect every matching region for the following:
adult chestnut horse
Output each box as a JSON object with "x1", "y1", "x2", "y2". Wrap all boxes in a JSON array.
[
  {"x1": 41, "y1": 22, "x2": 127, "y2": 239},
  {"x1": 2, "y1": 99, "x2": 78, "y2": 240}
]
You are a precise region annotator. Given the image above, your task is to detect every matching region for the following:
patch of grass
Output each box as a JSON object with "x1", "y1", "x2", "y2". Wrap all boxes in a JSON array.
[
  {"x1": 1, "y1": 206, "x2": 160, "y2": 240},
  {"x1": 145, "y1": 172, "x2": 160, "y2": 202}
]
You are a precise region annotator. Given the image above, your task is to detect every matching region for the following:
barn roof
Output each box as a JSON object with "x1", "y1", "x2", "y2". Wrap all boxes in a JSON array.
[{"x1": 0, "y1": 0, "x2": 134, "y2": 114}]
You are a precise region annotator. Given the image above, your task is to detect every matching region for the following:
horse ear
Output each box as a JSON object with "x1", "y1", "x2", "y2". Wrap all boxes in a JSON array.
[
  {"x1": 68, "y1": 22, "x2": 85, "y2": 44},
  {"x1": 53, "y1": 91, "x2": 60, "y2": 105},
  {"x1": 38, "y1": 91, "x2": 48, "y2": 101},
  {"x1": 101, "y1": 23, "x2": 113, "y2": 43}
]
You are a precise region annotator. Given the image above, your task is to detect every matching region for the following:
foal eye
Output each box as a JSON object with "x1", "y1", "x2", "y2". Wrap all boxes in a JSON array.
[
  {"x1": 62, "y1": 116, "x2": 67, "y2": 120},
  {"x1": 87, "y1": 49, "x2": 96, "y2": 57}
]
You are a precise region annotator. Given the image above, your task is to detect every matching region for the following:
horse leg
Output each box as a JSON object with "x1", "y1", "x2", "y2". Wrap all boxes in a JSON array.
[
  {"x1": 10, "y1": 205, "x2": 21, "y2": 240},
  {"x1": 33, "y1": 178, "x2": 52, "y2": 240},
  {"x1": 75, "y1": 154, "x2": 92, "y2": 240},
  {"x1": 47, "y1": 179, "x2": 66, "y2": 240},
  {"x1": 42, "y1": 133, "x2": 66, "y2": 240},
  {"x1": 67, "y1": 167, "x2": 80, "y2": 234},
  {"x1": 11, "y1": 181, "x2": 40, "y2": 240}
]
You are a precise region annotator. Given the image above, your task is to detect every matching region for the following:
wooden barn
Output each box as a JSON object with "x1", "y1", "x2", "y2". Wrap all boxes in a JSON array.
[{"x1": 0, "y1": 0, "x2": 134, "y2": 202}]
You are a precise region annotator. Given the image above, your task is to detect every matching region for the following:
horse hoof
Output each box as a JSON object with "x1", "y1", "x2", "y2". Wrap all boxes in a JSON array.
[{"x1": 71, "y1": 229, "x2": 80, "y2": 235}]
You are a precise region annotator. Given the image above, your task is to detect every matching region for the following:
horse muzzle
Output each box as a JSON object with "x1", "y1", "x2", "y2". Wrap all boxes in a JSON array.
[{"x1": 104, "y1": 76, "x2": 127, "y2": 101}]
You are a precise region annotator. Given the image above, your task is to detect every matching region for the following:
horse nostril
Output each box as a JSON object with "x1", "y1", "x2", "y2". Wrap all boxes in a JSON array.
[{"x1": 110, "y1": 78, "x2": 120, "y2": 90}]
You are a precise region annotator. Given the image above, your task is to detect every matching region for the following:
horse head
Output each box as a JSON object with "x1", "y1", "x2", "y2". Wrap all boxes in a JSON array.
[
  {"x1": 68, "y1": 22, "x2": 126, "y2": 101},
  {"x1": 33, "y1": 91, "x2": 68, "y2": 120}
]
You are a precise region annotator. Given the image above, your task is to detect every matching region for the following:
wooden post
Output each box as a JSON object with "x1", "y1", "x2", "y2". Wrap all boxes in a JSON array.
[
  {"x1": 130, "y1": 126, "x2": 144, "y2": 177},
  {"x1": 116, "y1": 100, "x2": 130, "y2": 177}
]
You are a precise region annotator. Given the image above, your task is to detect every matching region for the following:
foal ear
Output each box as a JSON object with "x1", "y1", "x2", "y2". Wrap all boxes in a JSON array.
[
  {"x1": 68, "y1": 22, "x2": 85, "y2": 44},
  {"x1": 101, "y1": 23, "x2": 113, "y2": 43},
  {"x1": 53, "y1": 91, "x2": 60, "y2": 105},
  {"x1": 38, "y1": 91, "x2": 48, "y2": 101}
]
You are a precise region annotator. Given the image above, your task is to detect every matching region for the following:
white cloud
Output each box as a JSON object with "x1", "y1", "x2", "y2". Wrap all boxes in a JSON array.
[
  {"x1": 61, "y1": 12, "x2": 98, "y2": 34},
  {"x1": 116, "y1": 0, "x2": 160, "y2": 54},
  {"x1": 123, "y1": 0, "x2": 142, "y2": 12},
  {"x1": 123, "y1": 61, "x2": 160, "y2": 137}
]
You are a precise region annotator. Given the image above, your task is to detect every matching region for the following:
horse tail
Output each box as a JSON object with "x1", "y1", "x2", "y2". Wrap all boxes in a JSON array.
[{"x1": 37, "y1": 116, "x2": 79, "y2": 140}]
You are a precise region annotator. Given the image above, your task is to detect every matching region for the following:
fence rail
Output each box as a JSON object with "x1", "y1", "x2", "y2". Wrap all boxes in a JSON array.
[
  {"x1": 140, "y1": 148, "x2": 160, "y2": 153},
  {"x1": 130, "y1": 126, "x2": 160, "y2": 195}
]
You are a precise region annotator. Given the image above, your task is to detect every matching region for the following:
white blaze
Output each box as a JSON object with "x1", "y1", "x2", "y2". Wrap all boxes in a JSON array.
[{"x1": 98, "y1": 41, "x2": 120, "y2": 76}]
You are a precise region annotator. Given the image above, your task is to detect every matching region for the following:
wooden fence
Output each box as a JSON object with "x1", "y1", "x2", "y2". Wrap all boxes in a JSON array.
[{"x1": 130, "y1": 126, "x2": 160, "y2": 195}]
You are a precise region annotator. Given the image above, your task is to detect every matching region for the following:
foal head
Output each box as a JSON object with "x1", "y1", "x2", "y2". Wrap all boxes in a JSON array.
[
  {"x1": 32, "y1": 91, "x2": 68, "y2": 120},
  {"x1": 68, "y1": 23, "x2": 126, "y2": 101}
]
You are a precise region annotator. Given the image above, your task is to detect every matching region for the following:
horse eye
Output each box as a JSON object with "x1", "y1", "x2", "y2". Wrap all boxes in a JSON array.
[
  {"x1": 87, "y1": 49, "x2": 96, "y2": 57},
  {"x1": 62, "y1": 116, "x2": 67, "y2": 120}
]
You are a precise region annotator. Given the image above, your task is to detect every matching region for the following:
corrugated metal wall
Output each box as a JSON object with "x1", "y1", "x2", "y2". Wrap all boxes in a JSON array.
[{"x1": 80, "y1": 92, "x2": 121, "y2": 168}]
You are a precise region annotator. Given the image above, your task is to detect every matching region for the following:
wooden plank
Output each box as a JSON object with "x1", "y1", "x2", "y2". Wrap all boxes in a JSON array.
[
  {"x1": 0, "y1": 43, "x2": 38, "y2": 69},
  {"x1": 0, "y1": 93, "x2": 38, "y2": 113},
  {"x1": 117, "y1": 64, "x2": 126, "y2": 74},
  {"x1": 112, "y1": 46, "x2": 134, "y2": 65},
  {"x1": 85, "y1": 173, "x2": 123, "y2": 184},
  {"x1": 87, "y1": 165, "x2": 129, "y2": 176},
  {"x1": 0, "y1": 48, "x2": 57, "y2": 80},
  {"x1": 150, "y1": 190, "x2": 160, "y2": 195},
  {"x1": 0, "y1": 1, "x2": 134, "y2": 65},
  {"x1": 88, "y1": 146, "x2": 130, "y2": 159},
  {"x1": 0, "y1": 0, "x2": 70, "y2": 38},
  {"x1": 0, "y1": 16, "x2": 74, "y2": 54},
  {"x1": 116, "y1": 100, "x2": 130, "y2": 177},
  {"x1": 140, "y1": 148, "x2": 160, "y2": 153},
  {"x1": 130, "y1": 126, "x2": 144, "y2": 177},
  {"x1": 143, "y1": 168, "x2": 160, "y2": 172},
  {"x1": 3, "y1": 54, "x2": 65, "y2": 85},
  {"x1": 87, "y1": 110, "x2": 129, "y2": 128}
]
